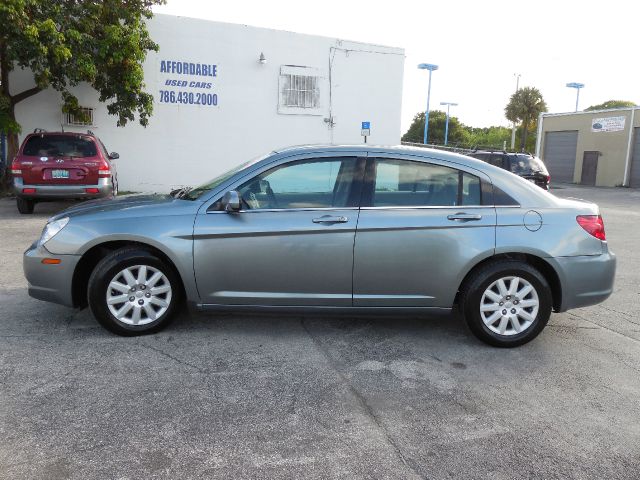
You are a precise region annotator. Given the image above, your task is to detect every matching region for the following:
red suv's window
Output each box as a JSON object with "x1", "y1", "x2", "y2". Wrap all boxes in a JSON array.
[{"x1": 23, "y1": 135, "x2": 98, "y2": 157}]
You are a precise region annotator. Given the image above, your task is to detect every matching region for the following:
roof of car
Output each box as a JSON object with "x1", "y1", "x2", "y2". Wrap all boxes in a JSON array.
[
  {"x1": 26, "y1": 131, "x2": 97, "y2": 138},
  {"x1": 271, "y1": 143, "x2": 491, "y2": 169}
]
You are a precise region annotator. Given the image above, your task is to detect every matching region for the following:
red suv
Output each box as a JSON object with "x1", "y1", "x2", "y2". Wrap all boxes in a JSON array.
[{"x1": 11, "y1": 130, "x2": 119, "y2": 214}]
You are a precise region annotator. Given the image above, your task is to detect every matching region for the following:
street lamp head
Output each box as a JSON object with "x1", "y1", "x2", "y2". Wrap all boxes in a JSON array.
[
  {"x1": 418, "y1": 63, "x2": 439, "y2": 71},
  {"x1": 440, "y1": 102, "x2": 458, "y2": 107},
  {"x1": 566, "y1": 82, "x2": 585, "y2": 89}
]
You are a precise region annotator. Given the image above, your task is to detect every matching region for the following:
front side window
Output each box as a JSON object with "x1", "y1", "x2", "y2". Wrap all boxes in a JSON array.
[
  {"x1": 371, "y1": 159, "x2": 481, "y2": 207},
  {"x1": 237, "y1": 158, "x2": 357, "y2": 210}
]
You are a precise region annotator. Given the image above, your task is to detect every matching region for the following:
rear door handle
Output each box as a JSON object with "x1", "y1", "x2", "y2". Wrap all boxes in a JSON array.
[
  {"x1": 312, "y1": 215, "x2": 348, "y2": 224},
  {"x1": 447, "y1": 213, "x2": 482, "y2": 221}
]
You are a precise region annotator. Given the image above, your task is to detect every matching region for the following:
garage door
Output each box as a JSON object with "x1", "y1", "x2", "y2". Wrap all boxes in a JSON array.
[
  {"x1": 630, "y1": 128, "x2": 640, "y2": 187},
  {"x1": 543, "y1": 131, "x2": 578, "y2": 183}
]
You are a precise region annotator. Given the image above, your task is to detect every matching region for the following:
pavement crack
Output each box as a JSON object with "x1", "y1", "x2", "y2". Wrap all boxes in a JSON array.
[
  {"x1": 567, "y1": 311, "x2": 640, "y2": 344},
  {"x1": 137, "y1": 342, "x2": 207, "y2": 374},
  {"x1": 300, "y1": 318, "x2": 427, "y2": 480}
]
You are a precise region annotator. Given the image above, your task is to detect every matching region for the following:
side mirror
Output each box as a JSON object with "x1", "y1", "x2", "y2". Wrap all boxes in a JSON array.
[
  {"x1": 108, "y1": 152, "x2": 119, "y2": 160},
  {"x1": 221, "y1": 190, "x2": 241, "y2": 213}
]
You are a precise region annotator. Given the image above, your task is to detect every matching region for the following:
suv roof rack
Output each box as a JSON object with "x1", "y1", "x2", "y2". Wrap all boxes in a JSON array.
[
  {"x1": 470, "y1": 146, "x2": 507, "y2": 154},
  {"x1": 33, "y1": 128, "x2": 47, "y2": 133}
]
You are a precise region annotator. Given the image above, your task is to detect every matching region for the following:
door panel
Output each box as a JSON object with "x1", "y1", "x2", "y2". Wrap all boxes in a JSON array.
[
  {"x1": 353, "y1": 207, "x2": 496, "y2": 307},
  {"x1": 193, "y1": 209, "x2": 357, "y2": 306},
  {"x1": 353, "y1": 156, "x2": 496, "y2": 308},
  {"x1": 193, "y1": 155, "x2": 364, "y2": 307}
]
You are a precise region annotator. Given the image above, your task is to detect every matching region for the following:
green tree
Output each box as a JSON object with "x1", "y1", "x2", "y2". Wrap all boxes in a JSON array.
[
  {"x1": 0, "y1": 0, "x2": 164, "y2": 176},
  {"x1": 464, "y1": 126, "x2": 512, "y2": 149},
  {"x1": 585, "y1": 100, "x2": 636, "y2": 111},
  {"x1": 505, "y1": 87, "x2": 547, "y2": 151},
  {"x1": 401, "y1": 110, "x2": 467, "y2": 145}
]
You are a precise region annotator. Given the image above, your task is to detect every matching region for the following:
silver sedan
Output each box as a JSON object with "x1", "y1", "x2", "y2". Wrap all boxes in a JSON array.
[{"x1": 23, "y1": 145, "x2": 616, "y2": 347}]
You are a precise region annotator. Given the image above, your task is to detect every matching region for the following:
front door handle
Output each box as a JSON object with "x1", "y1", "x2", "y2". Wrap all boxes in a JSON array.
[
  {"x1": 312, "y1": 215, "x2": 348, "y2": 224},
  {"x1": 447, "y1": 213, "x2": 482, "y2": 221}
]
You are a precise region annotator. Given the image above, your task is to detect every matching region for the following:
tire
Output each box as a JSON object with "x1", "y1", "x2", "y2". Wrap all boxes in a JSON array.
[
  {"x1": 17, "y1": 197, "x2": 35, "y2": 214},
  {"x1": 87, "y1": 247, "x2": 182, "y2": 336},
  {"x1": 111, "y1": 177, "x2": 118, "y2": 197},
  {"x1": 459, "y1": 260, "x2": 552, "y2": 347}
]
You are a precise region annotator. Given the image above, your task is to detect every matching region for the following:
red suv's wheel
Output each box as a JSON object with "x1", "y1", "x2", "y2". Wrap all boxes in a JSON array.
[{"x1": 17, "y1": 198, "x2": 35, "y2": 214}]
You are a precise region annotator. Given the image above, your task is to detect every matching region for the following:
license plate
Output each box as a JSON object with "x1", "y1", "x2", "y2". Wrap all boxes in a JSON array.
[{"x1": 52, "y1": 169, "x2": 69, "y2": 179}]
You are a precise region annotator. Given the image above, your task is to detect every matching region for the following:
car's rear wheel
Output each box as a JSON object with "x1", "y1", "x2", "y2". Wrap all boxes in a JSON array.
[
  {"x1": 459, "y1": 260, "x2": 552, "y2": 347},
  {"x1": 17, "y1": 198, "x2": 35, "y2": 214},
  {"x1": 87, "y1": 248, "x2": 181, "y2": 335}
]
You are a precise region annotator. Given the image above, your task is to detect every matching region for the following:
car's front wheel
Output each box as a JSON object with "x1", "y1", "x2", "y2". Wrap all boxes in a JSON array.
[
  {"x1": 88, "y1": 248, "x2": 181, "y2": 335},
  {"x1": 17, "y1": 197, "x2": 35, "y2": 214},
  {"x1": 460, "y1": 260, "x2": 552, "y2": 347}
]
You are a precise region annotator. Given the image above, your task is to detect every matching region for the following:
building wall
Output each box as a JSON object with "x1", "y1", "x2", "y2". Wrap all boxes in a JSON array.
[
  {"x1": 10, "y1": 14, "x2": 405, "y2": 192},
  {"x1": 538, "y1": 107, "x2": 640, "y2": 187}
]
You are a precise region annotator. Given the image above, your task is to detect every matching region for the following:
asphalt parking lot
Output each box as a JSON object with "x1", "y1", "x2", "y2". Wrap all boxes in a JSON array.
[{"x1": 1, "y1": 185, "x2": 639, "y2": 479}]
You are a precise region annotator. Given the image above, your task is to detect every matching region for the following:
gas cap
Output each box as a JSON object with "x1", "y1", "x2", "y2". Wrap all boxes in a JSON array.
[{"x1": 523, "y1": 210, "x2": 543, "y2": 232}]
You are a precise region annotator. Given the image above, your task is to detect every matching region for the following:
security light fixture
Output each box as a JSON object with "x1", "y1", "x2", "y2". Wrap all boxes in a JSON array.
[
  {"x1": 566, "y1": 82, "x2": 585, "y2": 112},
  {"x1": 417, "y1": 63, "x2": 439, "y2": 144}
]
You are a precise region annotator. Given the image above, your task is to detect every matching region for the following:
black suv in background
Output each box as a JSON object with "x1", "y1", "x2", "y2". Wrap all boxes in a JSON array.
[{"x1": 467, "y1": 150, "x2": 551, "y2": 190}]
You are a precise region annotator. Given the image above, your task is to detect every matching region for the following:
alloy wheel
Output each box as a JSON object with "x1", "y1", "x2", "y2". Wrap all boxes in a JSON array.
[
  {"x1": 479, "y1": 276, "x2": 539, "y2": 336},
  {"x1": 106, "y1": 265, "x2": 172, "y2": 326}
]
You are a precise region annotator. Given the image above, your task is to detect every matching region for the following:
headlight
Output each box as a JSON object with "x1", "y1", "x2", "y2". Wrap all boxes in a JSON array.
[{"x1": 39, "y1": 217, "x2": 70, "y2": 246}]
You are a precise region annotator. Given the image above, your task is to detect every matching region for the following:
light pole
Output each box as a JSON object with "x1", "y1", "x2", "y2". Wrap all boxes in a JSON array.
[
  {"x1": 510, "y1": 73, "x2": 521, "y2": 150},
  {"x1": 566, "y1": 82, "x2": 585, "y2": 112},
  {"x1": 439, "y1": 101, "x2": 458, "y2": 146},
  {"x1": 418, "y1": 63, "x2": 438, "y2": 144}
]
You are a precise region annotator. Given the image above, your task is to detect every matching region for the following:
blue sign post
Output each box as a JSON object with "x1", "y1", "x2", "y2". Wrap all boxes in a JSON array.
[{"x1": 361, "y1": 121, "x2": 371, "y2": 143}]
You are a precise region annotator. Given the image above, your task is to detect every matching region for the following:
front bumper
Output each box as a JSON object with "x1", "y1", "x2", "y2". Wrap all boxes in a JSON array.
[
  {"x1": 14, "y1": 177, "x2": 112, "y2": 200},
  {"x1": 23, "y1": 242, "x2": 80, "y2": 307},
  {"x1": 553, "y1": 248, "x2": 616, "y2": 312}
]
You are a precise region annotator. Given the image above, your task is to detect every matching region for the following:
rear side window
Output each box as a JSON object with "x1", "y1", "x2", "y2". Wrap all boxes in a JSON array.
[
  {"x1": 493, "y1": 186, "x2": 519, "y2": 206},
  {"x1": 489, "y1": 154, "x2": 506, "y2": 169},
  {"x1": 22, "y1": 135, "x2": 97, "y2": 157},
  {"x1": 370, "y1": 159, "x2": 482, "y2": 207}
]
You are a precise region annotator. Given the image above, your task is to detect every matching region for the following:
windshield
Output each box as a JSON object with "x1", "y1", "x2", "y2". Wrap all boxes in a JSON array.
[
  {"x1": 181, "y1": 153, "x2": 271, "y2": 200},
  {"x1": 510, "y1": 155, "x2": 548, "y2": 175},
  {"x1": 23, "y1": 135, "x2": 97, "y2": 157}
]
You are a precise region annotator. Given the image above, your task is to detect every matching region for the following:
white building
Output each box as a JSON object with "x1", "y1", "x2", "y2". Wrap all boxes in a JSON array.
[{"x1": 10, "y1": 14, "x2": 405, "y2": 192}]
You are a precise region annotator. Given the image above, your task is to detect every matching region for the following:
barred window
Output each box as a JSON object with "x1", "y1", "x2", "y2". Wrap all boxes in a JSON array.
[
  {"x1": 63, "y1": 107, "x2": 94, "y2": 126},
  {"x1": 278, "y1": 66, "x2": 323, "y2": 115},
  {"x1": 281, "y1": 74, "x2": 319, "y2": 108}
]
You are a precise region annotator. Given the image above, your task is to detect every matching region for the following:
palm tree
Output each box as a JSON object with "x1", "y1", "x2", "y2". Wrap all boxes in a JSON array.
[{"x1": 505, "y1": 87, "x2": 547, "y2": 151}]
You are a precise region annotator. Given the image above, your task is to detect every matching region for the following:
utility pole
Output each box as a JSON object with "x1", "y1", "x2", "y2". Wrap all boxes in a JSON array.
[{"x1": 510, "y1": 74, "x2": 521, "y2": 150}]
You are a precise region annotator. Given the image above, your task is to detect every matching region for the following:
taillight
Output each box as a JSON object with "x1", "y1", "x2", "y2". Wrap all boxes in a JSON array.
[
  {"x1": 576, "y1": 215, "x2": 606, "y2": 241},
  {"x1": 546, "y1": 175, "x2": 551, "y2": 183},
  {"x1": 98, "y1": 160, "x2": 111, "y2": 177},
  {"x1": 10, "y1": 158, "x2": 22, "y2": 176}
]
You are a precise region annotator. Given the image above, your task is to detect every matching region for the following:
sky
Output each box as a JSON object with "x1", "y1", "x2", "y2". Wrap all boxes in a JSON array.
[{"x1": 154, "y1": 0, "x2": 639, "y2": 133}]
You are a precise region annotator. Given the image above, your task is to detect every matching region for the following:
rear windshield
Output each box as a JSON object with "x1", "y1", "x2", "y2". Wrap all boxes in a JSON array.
[
  {"x1": 509, "y1": 155, "x2": 548, "y2": 174},
  {"x1": 23, "y1": 135, "x2": 97, "y2": 157}
]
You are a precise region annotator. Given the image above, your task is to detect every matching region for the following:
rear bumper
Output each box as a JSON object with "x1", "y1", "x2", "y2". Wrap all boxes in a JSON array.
[
  {"x1": 23, "y1": 242, "x2": 80, "y2": 308},
  {"x1": 14, "y1": 177, "x2": 112, "y2": 200},
  {"x1": 553, "y1": 248, "x2": 616, "y2": 311}
]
